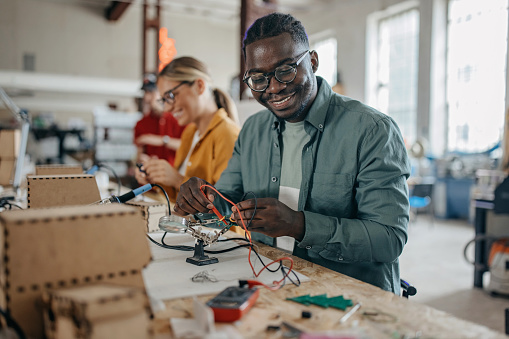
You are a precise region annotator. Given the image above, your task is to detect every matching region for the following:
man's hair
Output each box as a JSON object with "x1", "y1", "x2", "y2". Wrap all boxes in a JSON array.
[{"x1": 242, "y1": 13, "x2": 309, "y2": 58}]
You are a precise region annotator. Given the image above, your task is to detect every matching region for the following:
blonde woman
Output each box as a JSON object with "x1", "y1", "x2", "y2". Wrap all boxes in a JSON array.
[{"x1": 135, "y1": 57, "x2": 240, "y2": 203}]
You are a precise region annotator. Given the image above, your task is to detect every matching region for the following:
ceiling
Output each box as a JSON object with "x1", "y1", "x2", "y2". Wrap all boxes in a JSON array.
[{"x1": 42, "y1": 0, "x2": 337, "y2": 22}]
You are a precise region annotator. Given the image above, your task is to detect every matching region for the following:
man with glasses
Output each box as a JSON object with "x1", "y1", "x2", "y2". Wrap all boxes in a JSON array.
[
  {"x1": 174, "y1": 13, "x2": 410, "y2": 294},
  {"x1": 134, "y1": 73, "x2": 187, "y2": 166}
]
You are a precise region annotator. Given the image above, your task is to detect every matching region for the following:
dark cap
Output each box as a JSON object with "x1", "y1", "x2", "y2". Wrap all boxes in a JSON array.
[{"x1": 141, "y1": 73, "x2": 157, "y2": 91}]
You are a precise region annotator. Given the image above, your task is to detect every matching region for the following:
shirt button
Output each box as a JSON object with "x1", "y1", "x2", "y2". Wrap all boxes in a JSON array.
[
  {"x1": 318, "y1": 124, "x2": 323, "y2": 129},
  {"x1": 338, "y1": 256, "x2": 344, "y2": 261},
  {"x1": 271, "y1": 177, "x2": 278, "y2": 182},
  {"x1": 274, "y1": 142, "x2": 279, "y2": 148},
  {"x1": 305, "y1": 245, "x2": 311, "y2": 250}
]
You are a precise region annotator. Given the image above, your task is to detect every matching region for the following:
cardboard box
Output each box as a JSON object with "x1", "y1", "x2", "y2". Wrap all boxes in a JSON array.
[
  {"x1": 0, "y1": 204, "x2": 152, "y2": 338},
  {"x1": 35, "y1": 164, "x2": 83, "y2": 176},
  {"x1": 126, "y1": 200, "x2": 168, "y2": 233},
  {"x1": 43, "y1": 284, "x2": 152, "y2": 339},
  {"x1": 0, "y1": 129, "x2": 20, "y2": 158},
  {"x1": 0, "y1": 158, "x2": 16, "y2": 186},
  {"x1": 27, "y1": 174, "x2": 101, "y2": 208}
]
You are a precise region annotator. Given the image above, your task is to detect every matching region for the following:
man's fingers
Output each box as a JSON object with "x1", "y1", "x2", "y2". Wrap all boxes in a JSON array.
[
  {"x1": 232, "y1": 208, "x2": 263, "y2": 224},
  {"x1": 172, "y1": 203, "x2": 187, "y2": 217},
  {"x1": 173, "y1": 195, "x2": 198, "y2": 215},
  {"x1": 190, "y1": 183, "x2": 216, "y2": 210},
  {"x1": 178, "y1": 182, "x2": 212, "y2": 213}
]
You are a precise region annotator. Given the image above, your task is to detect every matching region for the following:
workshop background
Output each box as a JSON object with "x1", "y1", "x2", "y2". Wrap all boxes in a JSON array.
[{"x1": 0, "y1": 0, "x2": 508, "y2": 334}]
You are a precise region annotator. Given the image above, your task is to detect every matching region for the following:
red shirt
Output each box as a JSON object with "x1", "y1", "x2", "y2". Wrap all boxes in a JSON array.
[{"x1": 134, "y1": 111, "x2": 187, "y2": 166}]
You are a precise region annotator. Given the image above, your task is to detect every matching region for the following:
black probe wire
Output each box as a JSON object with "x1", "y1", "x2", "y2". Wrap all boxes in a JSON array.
[
  {"x1": 238, "y1": 192, "x2": 282, "y2": 273},
  {"x1": 147, "y1": 184, "x2": 256, "y2": 254},
  {"x1": 152, "y1": 183, "x2": 171, "y2": 210},
  {"x1": 145, "y1": 187, "x2": 300, "y2": 287},
  {"x1": 239, "y1": 191, "x2": 300, "y2": 286},
  {"x1": 147, "y1": 232, "x2": 193, "y2": 251}
]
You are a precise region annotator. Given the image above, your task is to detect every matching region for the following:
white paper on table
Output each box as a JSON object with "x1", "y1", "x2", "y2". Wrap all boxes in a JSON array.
[{"x1": 143, "y1": 231, "x2": 309, "y2": 301}]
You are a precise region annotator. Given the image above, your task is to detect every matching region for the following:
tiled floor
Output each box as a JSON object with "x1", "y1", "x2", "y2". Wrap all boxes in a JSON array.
[{"x1": 399, "y1": 216, "x2": 509, "y2": 335}]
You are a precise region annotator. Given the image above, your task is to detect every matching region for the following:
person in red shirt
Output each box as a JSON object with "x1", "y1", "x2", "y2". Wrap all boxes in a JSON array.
[{"x1": 134, "y1": 74, "x2": 187, "y2": 166}]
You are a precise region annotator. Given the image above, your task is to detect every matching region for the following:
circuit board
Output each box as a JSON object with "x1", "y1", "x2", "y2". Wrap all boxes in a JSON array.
[{"x1": 193, "y1": 212, "x2": 237, "y2": 230}]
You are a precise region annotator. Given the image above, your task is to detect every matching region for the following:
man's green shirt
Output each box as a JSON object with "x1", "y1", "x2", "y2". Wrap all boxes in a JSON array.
[{"x1": 215, "y1": 77, "x2": 411, "y2": 293}]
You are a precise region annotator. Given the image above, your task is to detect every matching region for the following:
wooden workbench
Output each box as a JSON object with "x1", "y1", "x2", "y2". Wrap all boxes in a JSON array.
[{"x1": 151, "y1": 237, "x2": 507, "y2": 339}]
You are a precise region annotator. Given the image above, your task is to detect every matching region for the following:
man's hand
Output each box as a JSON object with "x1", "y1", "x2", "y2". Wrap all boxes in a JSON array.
[
  {"x1": 231, "y1": 198, "x2": 305, "y2": 241},
  {"x1": 173, "y1": 177, "x2": 217, "y2": 216}
]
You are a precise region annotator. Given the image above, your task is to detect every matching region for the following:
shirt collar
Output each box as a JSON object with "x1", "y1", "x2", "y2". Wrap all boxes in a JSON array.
[
  {"x1": 195, "y1": 108, "x2": 228, "y2": 139},
  {"x1": 303, "y1": 76, "x2": 331, "y2": 133},
  {"x1": 270, "y1": 76, "x2": 331, "y2": 133},
  {"x1": 271, "y1": 76, "x2": 332, "y2": 132}
]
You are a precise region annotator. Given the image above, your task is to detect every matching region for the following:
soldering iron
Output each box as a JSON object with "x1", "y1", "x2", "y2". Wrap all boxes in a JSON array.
[{"x1": 94, "y1": 183, "x2": 153, "y2": 205}]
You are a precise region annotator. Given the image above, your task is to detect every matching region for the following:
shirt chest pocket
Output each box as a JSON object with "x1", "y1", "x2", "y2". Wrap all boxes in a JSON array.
[{"x1": 308, "y1": 172, "x2": 354, "y2": 217}]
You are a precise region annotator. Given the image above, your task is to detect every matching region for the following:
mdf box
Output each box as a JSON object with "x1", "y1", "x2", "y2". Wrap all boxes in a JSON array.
[
  {"x1": 0, "y1": 159, "x2": 16, "y2": 186},
  {"x1": 126, "y1": 200, "x2": 168, "y2": 233},
  {"x1": 0, "y1": 129, "x2": 20, "y2": 186},
  {"x1": 35, "y1": 164, "x2": 83, "y2": 176},
  {"x1": 43, "y1": 284, "x2": 152, "y2": 339},
  {"x1": 0, "y1": 129, "x2": 20, "y2": 159},
  {"x1": 0, "y1": 204, "x2": 151, "y2": 338},
  {"x1": 27, "y1": 174, "x2": 101, "y2": 208}
]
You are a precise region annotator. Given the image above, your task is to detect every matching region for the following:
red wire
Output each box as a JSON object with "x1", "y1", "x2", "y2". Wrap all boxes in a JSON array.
[{"x1": 199, "y1": 184, "x2": 294, "y2": 290}]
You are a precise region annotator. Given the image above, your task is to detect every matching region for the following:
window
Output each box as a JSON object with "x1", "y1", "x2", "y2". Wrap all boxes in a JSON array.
[
  {"x1": 311, "y1": 37, "x2": 337, "y2": 86},
  {"x1": 367, "y1": 6, "x2": 420, "y2": 145},
  {"x1": 446, "y1": 0, "x2": 508, "y2": 153}
]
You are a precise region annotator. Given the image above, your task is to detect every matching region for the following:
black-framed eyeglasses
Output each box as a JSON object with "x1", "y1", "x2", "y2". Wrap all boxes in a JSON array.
[
  {"x1": 243, "y1": 50, "x2": 310, "y2": 92},
  {"x1": 158, "y1": 81, "x2": 194, "y2": 105}
]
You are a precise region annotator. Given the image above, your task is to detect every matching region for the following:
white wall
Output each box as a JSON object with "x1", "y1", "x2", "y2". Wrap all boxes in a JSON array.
[
  {"x1": 0, "y1": 0, "x2": 417, "y2": 111},
  {"x1": 0, "y1": 0, "x2": 239, "y2": 116},
  {"x1": 297, "y1": 0, "x2": 406, "y2": 102}
]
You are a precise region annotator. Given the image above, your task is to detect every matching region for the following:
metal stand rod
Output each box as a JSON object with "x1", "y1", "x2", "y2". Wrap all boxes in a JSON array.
[{"x1": 186, "y1": 239, "x2": 218, "y2": 266}]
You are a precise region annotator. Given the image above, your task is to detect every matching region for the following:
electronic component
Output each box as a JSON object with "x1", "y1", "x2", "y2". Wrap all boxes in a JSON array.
[
  {"x1": 136, "y1": 163, "x2": 147, "y2": 174},
  {"x1": 194, "y1": 212, "x2": 237, "y2": 230},
  {"x1": 206, "y1": 286, "x2": 259, "y2": 322},
  {"x1": 302, "y1": 310, "x2": 312, "y2": 318}
]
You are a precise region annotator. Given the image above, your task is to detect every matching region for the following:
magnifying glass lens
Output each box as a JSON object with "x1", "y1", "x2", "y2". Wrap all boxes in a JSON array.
[{"x1": 158, "y1": 215, "x2": 188, "y2": 233}]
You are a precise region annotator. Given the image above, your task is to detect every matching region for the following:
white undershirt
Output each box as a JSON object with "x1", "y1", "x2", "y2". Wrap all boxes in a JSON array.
[
  {"x1": 276, "y1": 121, "x2": 310, "y2": 253},
  {"x1": 178, "y1": 130, "x2": 200, "y2": 176}
]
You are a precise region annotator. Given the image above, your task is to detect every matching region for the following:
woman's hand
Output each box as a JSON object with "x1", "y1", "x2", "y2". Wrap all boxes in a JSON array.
[
  {"x1": 135, "y1": 134, "x2": 164, "y2": 146},
  {"x1": 140, "y1": 158, "x2": 184, "y2": 188}
]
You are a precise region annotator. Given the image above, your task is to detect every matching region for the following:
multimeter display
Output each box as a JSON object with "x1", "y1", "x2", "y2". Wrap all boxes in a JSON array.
[{"x1": 206, "y1": 286, "x2": 259, "y2": 322}]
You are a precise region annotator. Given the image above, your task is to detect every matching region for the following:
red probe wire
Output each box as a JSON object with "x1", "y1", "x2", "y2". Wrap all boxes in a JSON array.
[{"x1": 199, "y1": 184, "x2": 294, "y2": 290}]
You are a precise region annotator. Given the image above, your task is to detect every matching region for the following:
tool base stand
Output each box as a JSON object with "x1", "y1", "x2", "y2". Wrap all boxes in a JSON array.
[{"x1": 186, "y1": 239, "x2": 218, "y2": 266}]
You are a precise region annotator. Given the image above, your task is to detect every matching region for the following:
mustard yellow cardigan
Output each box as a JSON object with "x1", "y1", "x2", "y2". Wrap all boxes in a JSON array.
[{"x1": 165, "y1": 108, "x2": 240, "y2": 203}]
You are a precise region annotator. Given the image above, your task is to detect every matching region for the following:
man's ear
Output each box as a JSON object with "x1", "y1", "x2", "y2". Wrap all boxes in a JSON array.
[{"x1": 310, "y1": 50, "x2": 319, "y2": 74}]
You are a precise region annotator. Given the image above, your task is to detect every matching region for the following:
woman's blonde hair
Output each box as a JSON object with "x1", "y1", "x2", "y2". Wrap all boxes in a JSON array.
[{"x1": 158, "y1": 57, "x2": 239, "y2": 124}]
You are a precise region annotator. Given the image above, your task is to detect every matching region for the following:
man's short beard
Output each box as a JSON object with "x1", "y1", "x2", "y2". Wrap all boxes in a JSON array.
[{"x1": 281, "y1": 80, "x2": 315, "y2": 122}]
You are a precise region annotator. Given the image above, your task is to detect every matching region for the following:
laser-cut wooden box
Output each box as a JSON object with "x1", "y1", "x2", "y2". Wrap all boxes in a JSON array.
[
  {"x1": 35, "y1": 164, "x2": 83, "y2": 176},
  {"x1": 42, "y1": 284, "x2": 152, "y2": 339},
  {"x1": 0, "y1": 204, "x2": 152, "y2": 338},
  {"x1": 125, "y1": 200, "x2": 168, "y2": 233},
  {"x1": 27, "y1": 174, "x2": 101, "y2": 208}
]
